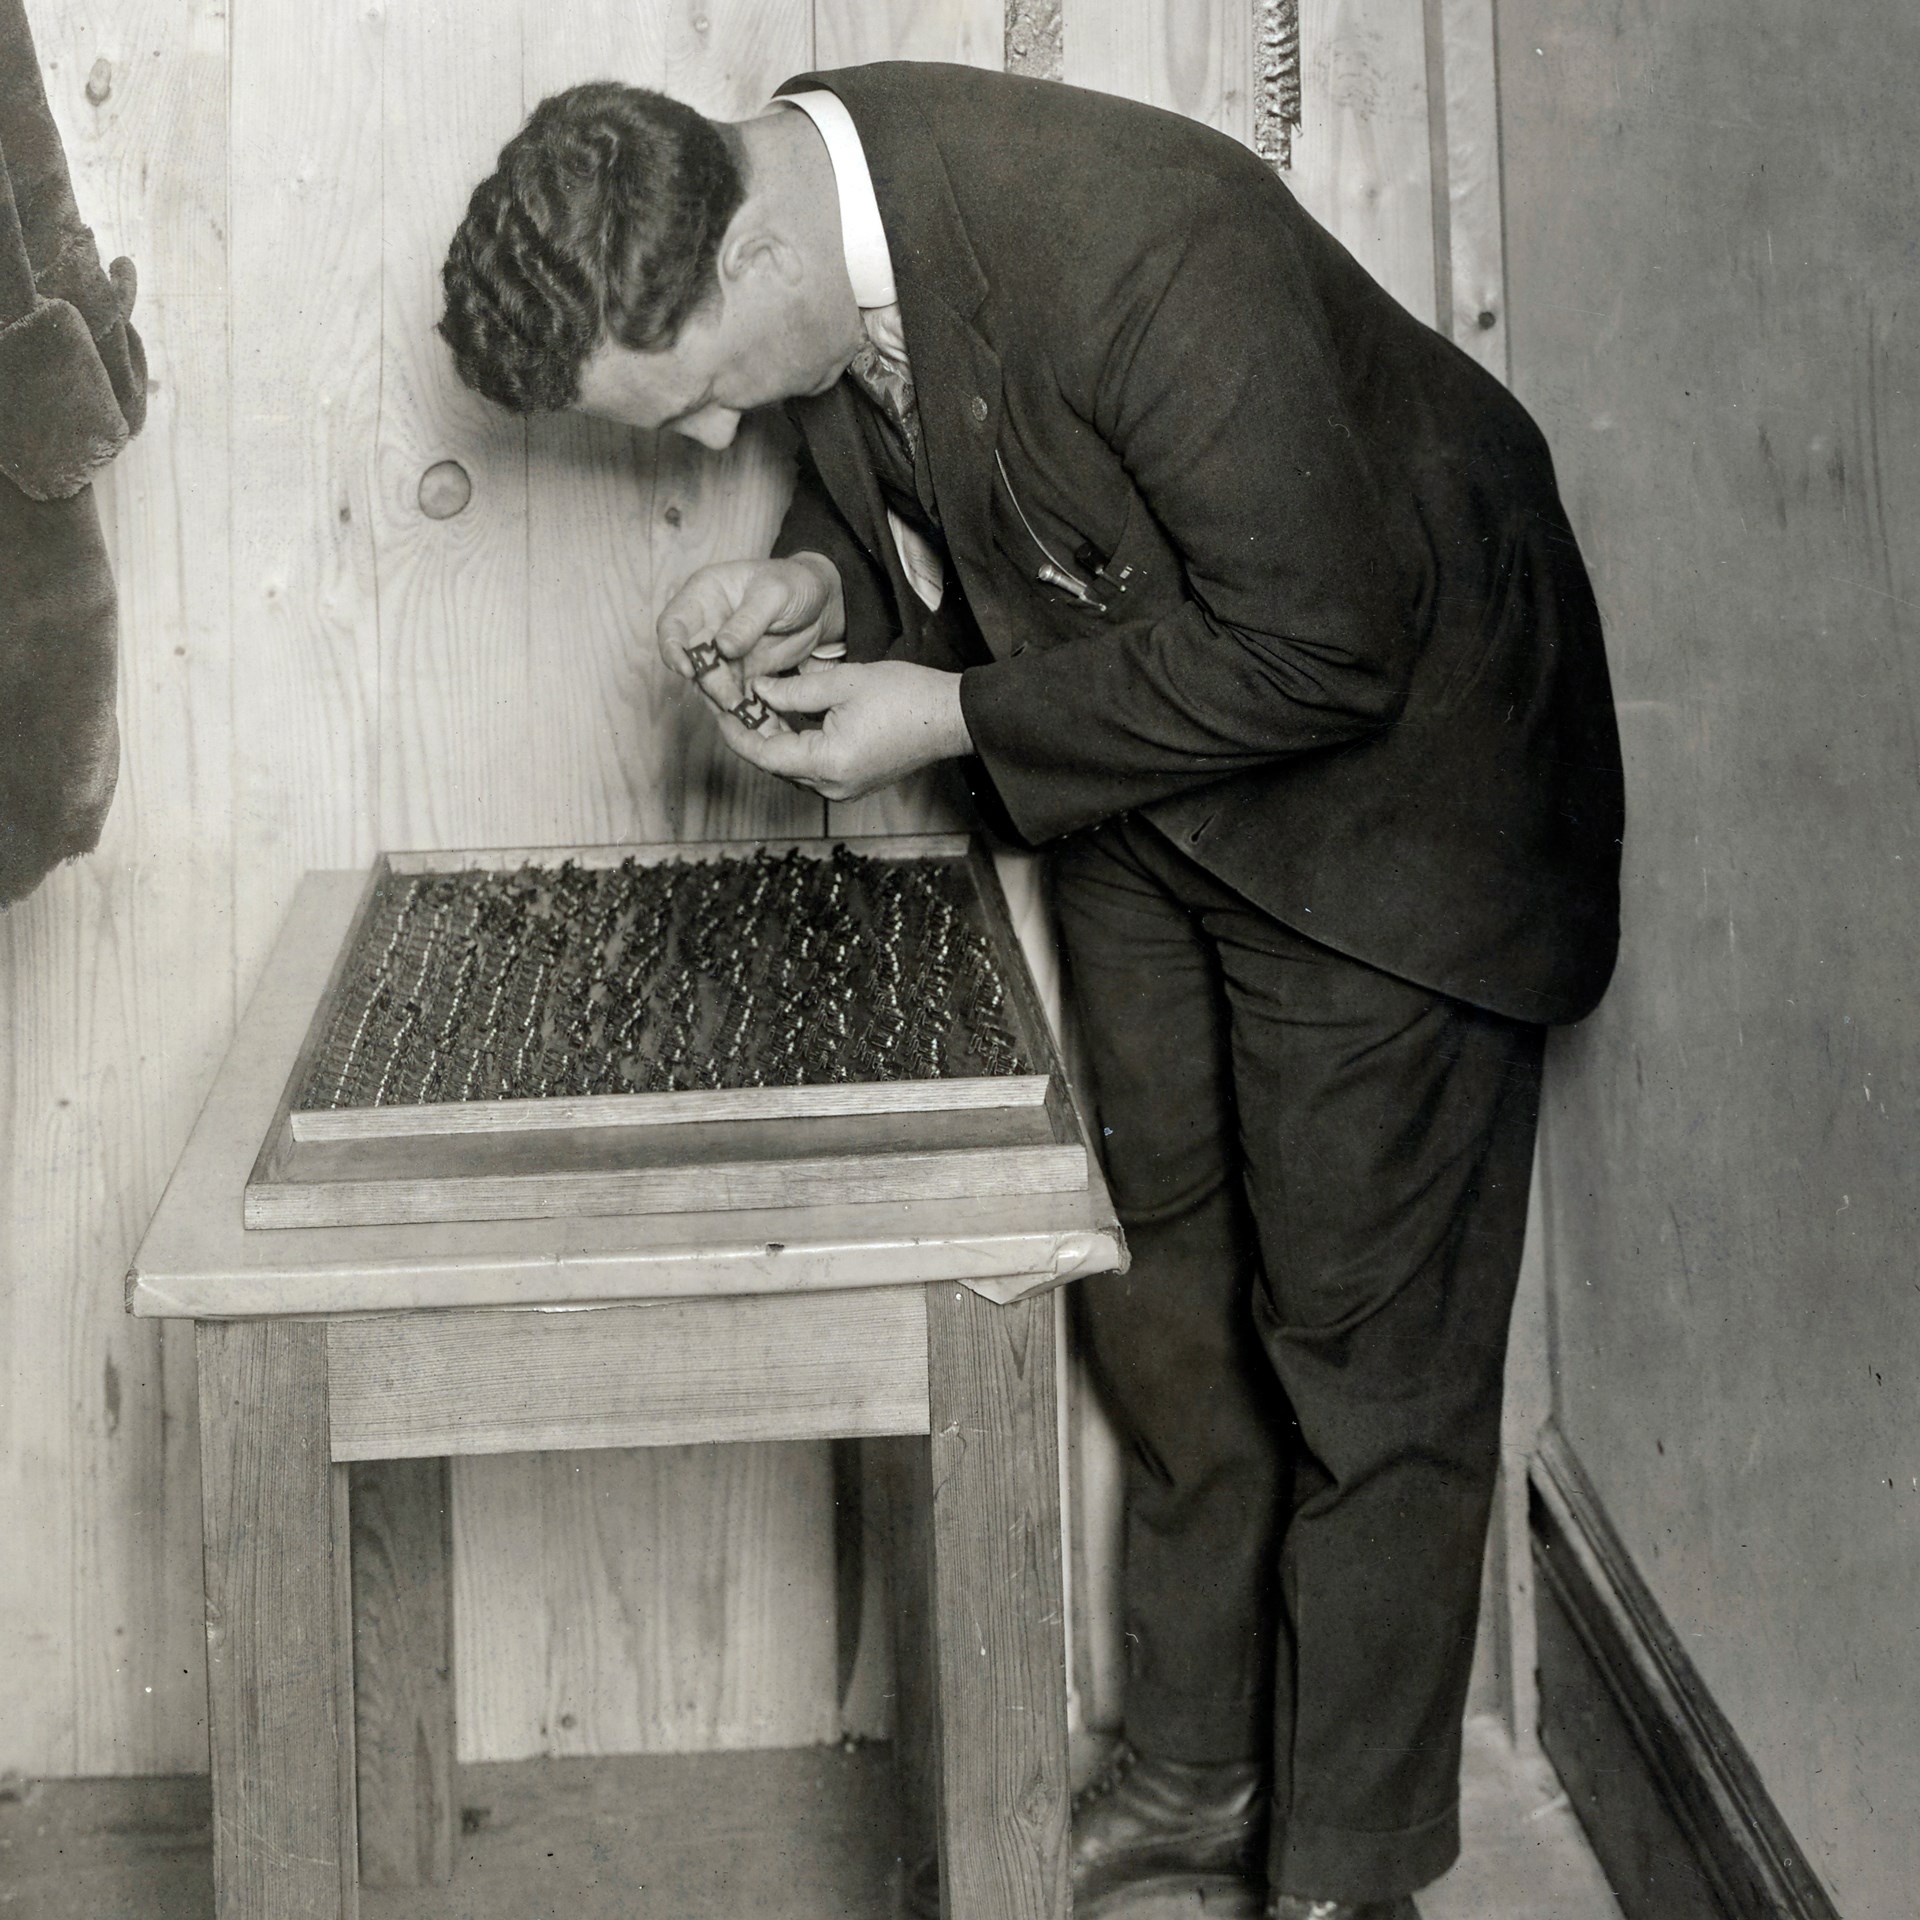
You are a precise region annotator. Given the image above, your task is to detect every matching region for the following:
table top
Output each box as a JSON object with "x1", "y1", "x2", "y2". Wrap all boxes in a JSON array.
[{"x1": 128, "y1": 867, "x2": 1126, "y2": 1319}]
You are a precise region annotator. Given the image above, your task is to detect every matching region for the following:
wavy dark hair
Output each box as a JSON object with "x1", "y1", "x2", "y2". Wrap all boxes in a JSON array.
[{"x1": 438, "y1": 83, "x2": 748, "y2": 414}]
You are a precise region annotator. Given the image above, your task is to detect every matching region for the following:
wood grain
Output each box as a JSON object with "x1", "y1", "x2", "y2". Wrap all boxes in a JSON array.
[
  {"x1": 1062, "y1": 0, "x2": 1253, "y2": 143},
  {"x1": 815, "y1": 0, "x2": 1004, "y2": 70},
  {"x1": 925, "y1": 1284, "x2": 1070, "y2": 1920},
  {"x1": 326, "y1": 1289, "x2": 932, "y2": 1461},
  {"x1": 1433, "y1": 0, "x2": 1508, "y2": 376},
  {"x1": 350, "y1": 1459, "x2": 455, "y2": 1889},
  {"x1": 196, "y1": 1321, "x2": 356, "y2": 1919},
  {"x1": 228, "y1": 0, "x2": 382, "y2": 980},
  {"x1": 0, "y1": 0, "x2": 230, "y2": 1778},
  {"x1": 452, "y1": 1439, "x2": 841, "y2": 1762},
  {"x1": 373, "y1": 0, "x2": 531, "y2": 856},
  {"x1": 1287, "y1": 0, "x2": 1438, "y2": 323}
]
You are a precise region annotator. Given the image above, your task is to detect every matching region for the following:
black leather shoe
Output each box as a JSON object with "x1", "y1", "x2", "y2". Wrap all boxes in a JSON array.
[
  {"x1": 899, "y1": 1742, "x2": 1270, "y2": 1920},
  {"x1": 901, "y1": 1851, "x2": 940, "y2": 1920},
  {"x1": 1266, "y1": 1897, "x2": 1421, "y2": 1919},
  {"x1": 1071, "y1": 1740, "x2": 1267, "y2": 1915}
]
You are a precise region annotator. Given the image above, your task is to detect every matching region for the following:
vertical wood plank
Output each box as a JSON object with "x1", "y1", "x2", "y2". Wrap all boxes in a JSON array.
[
  {"x1": 452, "y1": 1442, "x2": 840, "y2": 1759},
  {"x1": 1, "y1": 0, "x2": 230, "y2": 1778},
  {"x1": 926, "y1": 1284, "x2": 1069, "y2": 1920},
  {"x1": 197, "y1": 1321, "x2": 356, "y2": 1920},
  {"x1": 229, "y1": 0, "x2": 383, "y2": 978},
  {"x1": 1062, "y1": 0, "x2": 1253, "y2": 144},
  {"x1": 374, "y1": 0, "x2": 531, "y2": 852},
  {"x1": 1435, "y1": 0, "x2": 1508, "y2": 376},
  {"x1": 1287, "y1": 0, "x2": 1438, "y2": 324},
  {"x1": 350, "y1": 1459, "x2": 455, "y2": 1888},
  {"x1": 815, "y1": 0, "x2": 1004, "y2": 69}
]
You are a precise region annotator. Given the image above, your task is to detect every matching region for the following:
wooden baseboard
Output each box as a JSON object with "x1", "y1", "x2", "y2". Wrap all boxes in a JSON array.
[{"x1": 1530, "y1": 1425, "x2": 1840, "y2": 1920}]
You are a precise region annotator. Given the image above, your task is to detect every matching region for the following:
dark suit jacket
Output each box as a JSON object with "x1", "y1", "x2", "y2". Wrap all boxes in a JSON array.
[{"x1": 772, "y1": 63, "x2": 1624, "y2": 1025}]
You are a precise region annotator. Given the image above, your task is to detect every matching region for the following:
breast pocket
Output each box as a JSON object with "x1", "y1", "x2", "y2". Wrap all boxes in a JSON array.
[{"x1": 989, "y1": 452, "x2": 1155, "y2": 632}]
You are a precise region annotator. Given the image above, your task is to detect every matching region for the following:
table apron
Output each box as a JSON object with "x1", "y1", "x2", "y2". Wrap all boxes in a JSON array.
[{"x1": 324, "y1": 1285, "x2": 934, "y2": 1461}]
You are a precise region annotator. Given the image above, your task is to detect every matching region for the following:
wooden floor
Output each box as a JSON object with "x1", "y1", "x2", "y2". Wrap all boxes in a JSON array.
[{"x1": 0, "y1": 1718, "x2": 1618, "y2": 1920}]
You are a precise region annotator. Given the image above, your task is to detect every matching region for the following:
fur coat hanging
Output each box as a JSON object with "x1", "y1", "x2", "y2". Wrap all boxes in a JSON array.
[{"x1": 1, "y1": 0, "x2": 146, "y2": 908}]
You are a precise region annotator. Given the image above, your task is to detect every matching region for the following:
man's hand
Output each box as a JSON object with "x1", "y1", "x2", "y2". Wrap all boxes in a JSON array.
[
  {"x1": 714, "y1": 662, "x2": 973, "y2": 802},
  {"x1": 656, "y1": 555, "x2": 845, "y2": 715}
]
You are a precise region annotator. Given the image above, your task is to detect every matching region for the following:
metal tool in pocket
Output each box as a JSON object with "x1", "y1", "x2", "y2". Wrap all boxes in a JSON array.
[{"x1": 993, "y1": 452, "x2": 1132, "y2": 615}]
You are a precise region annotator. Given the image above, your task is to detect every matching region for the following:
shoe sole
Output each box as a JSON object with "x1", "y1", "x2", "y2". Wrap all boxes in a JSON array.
[{"x1": 1074, "y1": 1870, "x2": 1264, "y2": 1920}]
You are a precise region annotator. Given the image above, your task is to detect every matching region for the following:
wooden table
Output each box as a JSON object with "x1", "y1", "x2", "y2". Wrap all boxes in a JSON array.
[{"x1": 129, "y1": 868, "x2": 1125, "y2": 1920}]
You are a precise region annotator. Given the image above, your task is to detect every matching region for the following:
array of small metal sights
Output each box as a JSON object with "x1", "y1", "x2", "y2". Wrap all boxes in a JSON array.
[{"x1": 296, "y1": 847, "x2": 1032, "y2": 1110}]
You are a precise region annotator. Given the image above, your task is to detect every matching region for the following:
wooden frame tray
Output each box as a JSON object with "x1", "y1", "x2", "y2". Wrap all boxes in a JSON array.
[{"x1": 244, "y1": 835, "x2": 1090, "y2": 1232}]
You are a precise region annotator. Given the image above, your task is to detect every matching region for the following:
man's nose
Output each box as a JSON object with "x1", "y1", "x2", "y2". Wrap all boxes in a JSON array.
[{"x1": 675, "y1": 407, "x2": 742, "y2": 452}]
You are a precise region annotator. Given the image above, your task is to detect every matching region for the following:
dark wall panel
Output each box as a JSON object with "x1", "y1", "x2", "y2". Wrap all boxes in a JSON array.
[{"x1": 1497, "y1": 5, "x2": 1920, "y2": 1915}]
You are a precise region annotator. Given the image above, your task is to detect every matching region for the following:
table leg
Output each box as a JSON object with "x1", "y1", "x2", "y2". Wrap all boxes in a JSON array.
[
  {"x1": 197, "y1": 1321, "x2": 358, "y2": 1920},
  {"x1": 349, "y1": 1458, "x2": 455, "y2": 1887},
  {"x1": 924, "y1": 1283, "x2": 1070, "y2": 1920}
]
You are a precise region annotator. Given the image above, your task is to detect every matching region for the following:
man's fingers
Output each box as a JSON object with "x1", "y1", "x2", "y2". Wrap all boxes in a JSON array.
[
  {"x1": 714, "y1": 704, "x2": 824, "y2": 781},
  {"x1": 657, "y1": 579, "x2": 732, "y2": 677},
  {"x1": 752, "y1": 666, "x2": 853, "y2": 715},
  {"x1": 714, "y1": 573, "x2": 802, "y2": 660}
]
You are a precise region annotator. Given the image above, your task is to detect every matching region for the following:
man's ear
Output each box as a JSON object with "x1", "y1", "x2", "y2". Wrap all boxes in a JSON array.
[{"x1": 717, "y1": 221, "x2": 804, "y2": 291}]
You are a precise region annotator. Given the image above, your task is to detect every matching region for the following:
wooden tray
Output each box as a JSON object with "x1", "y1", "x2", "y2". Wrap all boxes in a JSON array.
[{"x1": 244, "y1": 835, "x2": 1090, "y2": 1231}]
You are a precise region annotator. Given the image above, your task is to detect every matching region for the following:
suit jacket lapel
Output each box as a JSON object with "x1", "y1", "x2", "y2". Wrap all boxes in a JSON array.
[
  {"x1": 789, "y1": 379, "x2": 883, "y2": 559},
  {"x1": 778, "y1": 69, "x2": 1015, "y2": 657}
]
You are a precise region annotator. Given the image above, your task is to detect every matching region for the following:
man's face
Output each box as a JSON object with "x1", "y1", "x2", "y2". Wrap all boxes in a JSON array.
[{"x1": 574, "y1": 269, "x2": 855, "y2": 451}]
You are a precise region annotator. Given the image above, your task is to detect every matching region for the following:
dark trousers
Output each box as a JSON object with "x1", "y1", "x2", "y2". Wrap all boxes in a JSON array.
[{"x1": 1051, "y1": 815, "x2": 1545, "y2": 1903}]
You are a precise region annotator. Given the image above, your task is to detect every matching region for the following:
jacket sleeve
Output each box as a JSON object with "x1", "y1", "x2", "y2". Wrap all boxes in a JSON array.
[{"x1": 956, "y1": 180, "x2": 1428, "y2": 842}]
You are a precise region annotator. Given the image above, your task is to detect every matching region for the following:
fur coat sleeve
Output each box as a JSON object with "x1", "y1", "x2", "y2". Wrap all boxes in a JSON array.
[{"x1": 1, "y1": 0, "x2": 146, "y2": 908}]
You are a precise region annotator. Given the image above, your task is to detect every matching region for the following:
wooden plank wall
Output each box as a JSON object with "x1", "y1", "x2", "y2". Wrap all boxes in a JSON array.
[
  {"x1": 2, "y1": 0, "x2": 230, "y2": 1777},
  {"x1": 3, "y1": 0, "x2": 1491, "y2": 1776}
]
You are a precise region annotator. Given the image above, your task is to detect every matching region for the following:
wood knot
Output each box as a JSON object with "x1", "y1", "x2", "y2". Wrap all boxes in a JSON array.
[
  {"x1": 418, "y1": 459, "x2": 473, "y2": 520},
  {"x1": 85, "y1": 58, "x2": 112, "y2": 106}
]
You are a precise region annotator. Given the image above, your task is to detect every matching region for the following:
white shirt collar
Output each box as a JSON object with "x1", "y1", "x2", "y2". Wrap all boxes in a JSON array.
[{"x1": 780, "y1": 89, "x2": 898, "y2": 312}]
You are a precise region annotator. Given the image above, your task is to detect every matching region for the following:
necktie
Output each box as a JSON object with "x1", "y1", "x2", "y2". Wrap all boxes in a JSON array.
[{"x1": 846, "y1": 327, "x2": 923, "y2": 466}]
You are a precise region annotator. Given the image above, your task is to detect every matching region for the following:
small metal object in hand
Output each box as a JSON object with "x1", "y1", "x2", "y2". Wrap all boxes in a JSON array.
[
  {"x1": 732, "y1": 691, "x2": 774, "y2": 729},
  {"x1": 686, "y1": 638, "x2": 723, "y2": 677}
]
